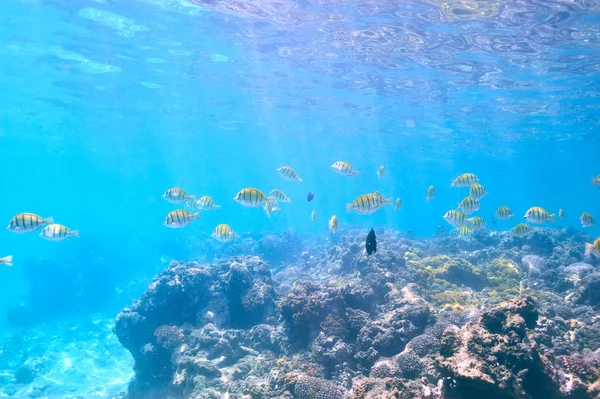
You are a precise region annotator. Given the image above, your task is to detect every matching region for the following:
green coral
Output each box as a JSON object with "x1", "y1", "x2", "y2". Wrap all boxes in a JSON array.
[
  {"x1": 412, "y1": 255, "x2": 486, "y2": 290},
  {"x1": 430, "y1": 290, "x2": 479, "y2": 312},
  {"x1": 485, "y1": 258, "x2": 522, "y2": 301}
]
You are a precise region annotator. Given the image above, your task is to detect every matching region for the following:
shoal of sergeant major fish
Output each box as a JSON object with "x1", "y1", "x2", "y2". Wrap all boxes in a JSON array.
[{"x1": 3, "y1": 167, "x2": 598, "y2": 268}]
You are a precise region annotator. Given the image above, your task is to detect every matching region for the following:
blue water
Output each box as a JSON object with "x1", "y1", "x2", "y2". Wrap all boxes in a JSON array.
[{"x1": 0, "y1": 0, "x2": 599, "y2": 394}]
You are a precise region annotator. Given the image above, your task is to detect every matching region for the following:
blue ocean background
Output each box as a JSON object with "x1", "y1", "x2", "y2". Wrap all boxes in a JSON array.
[{"x1": 0, "y1": 0, "x2": 599, "y2": 396}]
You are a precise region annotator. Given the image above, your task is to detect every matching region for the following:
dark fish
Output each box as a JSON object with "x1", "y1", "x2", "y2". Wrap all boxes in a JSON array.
[
  {"x1": 307, "y1": 192, "x2": 314, "y2": 202},
  {"x1": 366, "y1": 228, "x2": 377, "y2": 256}
]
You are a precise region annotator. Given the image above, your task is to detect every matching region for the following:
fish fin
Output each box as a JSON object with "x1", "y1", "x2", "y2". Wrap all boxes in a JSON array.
[
  {"x1": 297, "y1": 178, "x2": 303, "y2": 183},
  {"x1": 44, "y1": 217, "x2": 54, "y2": 225},
  {"x1": 192, "y1": 212, "x2": 200, "y2": 220},
  {"x1": 70, "y1": 230, "x2": 80, "y2": 238},
  {"x1": 386, "y1": 197, "x2": 392, "y2": 205},
  {"x1": 549, "y1": 214, "x2": 556, "y2": 222},
  {"x1": 374, "y1": 190, "x2": 381, "y2": 195},
  {"x1": 346, "y1": 203, "x2": 354, "y2": 212},
  {"x1": 1, "y1": 255, "x2": 13, "y2": 267},
  {"x1": 214, "y1": 205, "x2": 221, "y2": 210},
  {"x1": 450, "y1": 179, "x2": 456, "y2": 187},
  {"x1": 585, "y1": 243, "x2": 593, "y2": 256},
  {"x1": 187, "y1": 195, "x2": 196, "y2": 202},
  {"x1": 353, "y1": 171, "x2": 359, "y2": 176}
]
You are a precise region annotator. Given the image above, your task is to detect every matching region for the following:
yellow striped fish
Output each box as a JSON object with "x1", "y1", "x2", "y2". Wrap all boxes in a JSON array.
[
  {"x1": 469, "y1": 184, "x2": 487, "y2": 201},
  {"x1": 269, "y1": 189, "x2": 291, "y2": 203},
  {"x1": 162, "y1": 188, "x2": 194, "y2": 204},
  {"x1": 311, "y1": 211, "x2": 316, "y2": 224},
  {"x1": 212, "y1": 224, "x2": 234, "y2": 243},
  {"x1": 164, "y1": 210, "x2": 199, "y2": 228},
  {"x1": 458, "y1": 196, "x2": 480, "y2": 214},
  {"x1": 592, "y1": 175, "x2": 600, "y2": 188},
  {"x1": 265, "y1": 198, "x2": 282, "y2": 218},
  {"x1": 277, "y1": 166, "x2": 302, "y2": 183},
  {"x1": 0, "y1": 255, "x2": 13, "y2": 267},
  {"x1": 559, "y1": 209, "x2": 565, "y2": 220},
  {"x1": 495, "y1": 206, "x2": 514, "y2": 220},
  {"x1": 195, "y1": 196, "x2": 220, "y2": 211},
  {"x1": 346, "y1": 193, "x2": 392, "y2": 214},
  {"x1": 39, "y1": 224, "x2": 79, "y2": 241},
  {"x1": 426, "y1": 185, "x2": 435, "y2": 201},
  {"x1": 331, "y1": 161, "x2": 359, "y2": 177},
  {"x1": 524, "y1": 207, "x2": 555, "y2": 224},
  {"x1": 451, "y1": 173, "x2": 479, "y2": 187},
  {"x1": 6, "y1": 213, "x2": 54, "y2": 234},
  {"x1": 459, "y1": 225, "x2": 472, "y2": 238},
  {"x1": 443, "y1": 210, "x2": 466, "y2": 227},
  {"x1": 329, "y1": 215, "x2": 338, "y2": 232},
  {"x1": 466, "y1": 216, "x2": 485, "y2": 230},
  {"x1": 512, "y1": 223, "x2": 531, "y2": 237},
  {"x1": 233, "y1": 188, "x2": 270, "y2": 207},
  {"x1": 395, "y1": 198, "x2": 402, "y2": 211},
  {"x1": 585, "y1": 237, "x2": 600, "y2": 258},
  {"x1": 581, "y1": 212, "x2": 595, "y2": 227},
  {"x1": 377, "y1": 165, "x2": 385, "y2": 178}
]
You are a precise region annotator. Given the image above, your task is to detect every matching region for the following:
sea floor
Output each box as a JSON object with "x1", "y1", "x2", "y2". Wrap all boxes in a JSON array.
[{"x1": 0, "y1": 315, "x2": 132, "y2": 398}]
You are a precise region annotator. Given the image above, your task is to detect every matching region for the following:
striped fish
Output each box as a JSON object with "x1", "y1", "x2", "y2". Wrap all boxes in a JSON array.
[
  {"x1": 269, "y1": 189, "x2": 291, "y2": 203},
  {"x1": 469, "y1": 183, "x2": 487, "y2": 200},
  {"x1": 559, "y1": 209, "x2": 565, "y2": 220},
  {"x1": 195, "y1": 196, "x2": 220, "y2": 211},
  {"x1": 377, "y1": 165, "x2": 385, "y2": 178},
  {"x1": 426, "y1": 185, "x2": 435, "y2": 201},
  {"x1": 6, "y1": 213, "x2": 54, "y2": 234},
  {"x1": 466, "y1": 216, "x2": 486, "y2": 230},
  {"x1": 512, "y1": 223, "x2": 531, "y2": 237},
  {"x1": 585, "y1": 237, "x2": 600, "y2": 258},
  {"x1": 329, "y1": 215, "x2": 338, "y2": 232},
  {"x1": 164, "y1": 210, "x2": 199, "y2": 228},
  {"x1": 311, "y1": 211, "x2": 316, "y2": 224},
  {"x1": 277, "y1": 166, "x2": 302, "y2": 183},
  {"x1": 459, "y1": 225, "x2": 472, "y2": 237},
  {"x1": 212, "y1": 224, "x2": 234, "y2": 243},
  {"x1": 331, "y1": 161, "x2": 359, "y2": 177},
  {"x1": 581, "y1": 212, "x2": 595, "y2": 227},
  {"x1": 395, "y1": 198, "x2": 402, "y2": 211},
  {"x1": 265, "y1": 198, "x2": 282, "y2": 218},
  {"x1": 162, "y1": 188, "x2": 194, "y2": 204},
  {"x1": 39, "y1": 224, "x2": 79, "y2": 241},
  {"x1": 233, "y1": 188, "x2": 270, "y2": 207},
  {"x1": 592, "y1": 175, "x2": 600, "y2": 188},
  {"x1": 443, "y1": 210, "x2": 466, "y2": 227},
  {"x1": 524, "y1": 207, "x2": 555, "y2": 224},
  {"x1": 495, "y1": 206, "x2": 514, "y2": 220},
  {"x1": 458, "y1": 196, "x2": 480, "y2": 214},
  {"x1": 346, "y1": 193, "x2": 392, "y2": 214},
  {"x1": 451, "y1": 173, "x2": 479, "y2": 187},
  {"x1": 0, "y1": 255, "x2": 13, "y2": 267}
]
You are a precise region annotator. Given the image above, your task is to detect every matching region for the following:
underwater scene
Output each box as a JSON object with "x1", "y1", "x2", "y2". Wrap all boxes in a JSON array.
[{"x1": 1, "y1": 0, "x2": 600, "y2": 398}]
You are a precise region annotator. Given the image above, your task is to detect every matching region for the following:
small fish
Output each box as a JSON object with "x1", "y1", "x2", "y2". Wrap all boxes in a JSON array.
[
  {"x1": 163, "y1": 188, "x2": 194, "y2": 204},
  {"x1": 395, "y1": 198, "x2": 402, "y2": 211},
  {"x1": 443, "y1": 210, "x2": 466, "y2": 227},
  {"x1": 512, "y1": 223, "x2": 531, "y2": 237},
  {"x1": 265, "y1": 200, "x2": 273, "y2": 218},
  {"x1": 459, "y1": 225, "x2": 472, "y2": 238},
  {"x1": 233, "y1": 188, "x2": 270, "y2": 207},
  {"x1": 311, "y1": 210, "x2": 316, "y2": 224},
  {"x1": 377, "y1": 166, "x2": 385, "y2": 178},
  {"x1": 426, "y1": 185, "x2": 435, "y2": 201},
  {"x1": 277, "y1": 166, "x2": 302, "y2": 183},
  {"x1": 212, "y1": 224, "x2": 234, "y2": 243},
  {"x1": 581, "y1": 212, "x2": 595, "y2": 227},
  {"x1": 366, "y1": 228, "x2": 377, "y2": 255},
  {"x1": 592, "y1": 175, "x2": 600, "y2": 188},
  {"x1": 347, "y1": 193, "x2": 392, "y2": 214},
  {"x1": 559, "y1": 209, "x2": 565, "y2": 220},
  {"x1": 329, "y1": 215, "x2": 338, "y2": 233},
  {"x1": 469, "y1": 184, "x2": 487, "y2": 201},
  {"x1": 466, "y1": 216, "x2": 486, "y2": 230},
  {"x1": 7, "y1": 213, "x2": 54, "y2": 234},
  {"x1": 265, "y1": 198, "x2": 282, "y2": 217},
  {"x1": 495, "y1": 206, "x2": 514, "y2": 220},
  {"x1": 39, "y1": 224, "x2": 79, "y2": 241},
  {"x1": 307, "y1": 192, "x2": 315, "y2": 202},
  {"x1": 458, "y1": 196, "x2": 480, "y2": 215},
  {"x1": 585, "y1": 237, "x2": 600, "y2": 258},
  {"x1": 331, "y1": 161, "x2": 359, "y2": 177},
  {"x1": 164, "y1": 210, "x2": 199, "y2": 228},
  {"x1": 451, "y1": 173, "x2": 479, "y2": 187},
  {"x1": 195, "y1": 196, "x2": 221, "y2": 211},
  {"x1": 270, "y1": 189, "x2": 291, "y2": 203},
  {"x1": 0, "y1": 255, "x2": 13, "y2": 267},
  {"x1": 524, "y1": 207, "x2": 555, "y2": 224}
]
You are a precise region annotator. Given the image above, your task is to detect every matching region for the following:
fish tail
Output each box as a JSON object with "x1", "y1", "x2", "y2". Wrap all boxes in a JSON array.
[
  {"x1": 450, "y1": 179, "x2": 456, "y2": 187},
  {"x1": 44, "y1": 216, "x2": 54, "y2": 225},
  {"x1": 346, "y1": 203, "x2": 354, "y2": 212},
  {"x1": 353, "y1": 171, "x2": 359, "y2": 176},
  {"x1": 585, "y1": 243, "x2": 593, "y2": 256},
  {"x1": 1, "y1": 255, "x2": 13, "y2": 267},
  {"x1": 297, "y1": 178, "x2": 303, "y2": 183},
  {"x1": 192, "y1": 212, "x2": 200, "y2": 220},
  {"x1": 264, "y1": 205, "x2": 271, "y2": 218},
  {"x1": 70, "y1": 230, "x2": 80, "y2": 238},
  {"x1": 549, "y1": 214, "x2": 556, "y2": 223},
  {"x1": 386, "y1": 197, "x2": 393, "y2": 205}
]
